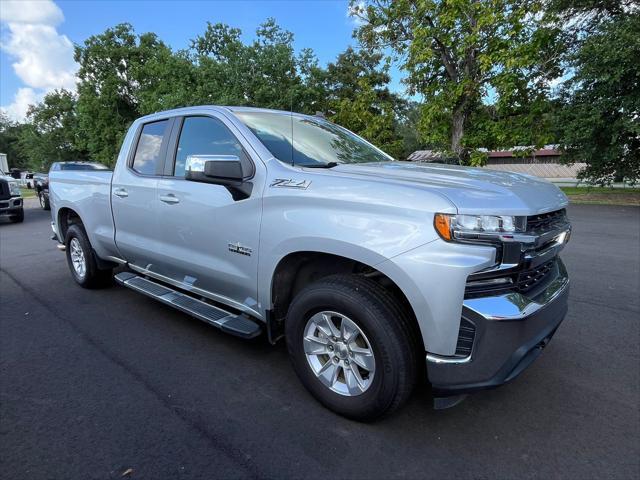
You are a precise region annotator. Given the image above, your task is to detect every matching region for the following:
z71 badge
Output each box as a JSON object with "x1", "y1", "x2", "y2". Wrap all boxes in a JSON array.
[
  {"x1": 270, "y1": 178, "x2": 311, "y2": 189},
  {"x1": 228, "y1": 242, "x2": 252, "y2": 256}
]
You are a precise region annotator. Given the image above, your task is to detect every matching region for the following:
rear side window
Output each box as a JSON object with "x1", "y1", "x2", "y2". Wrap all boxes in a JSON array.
[
  {"x1": 174, "y1": 116, "x2": 251, "y2": 177},
  {"x1": 132, "y1": 120, "x2": 169, "y2": 175}
]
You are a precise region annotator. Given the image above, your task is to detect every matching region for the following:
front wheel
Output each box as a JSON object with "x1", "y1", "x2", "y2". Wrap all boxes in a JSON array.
[
  {"x1": 64, "y1": 224, "x2": 112, "y2": 288},
  {"x1": 285, "y1": 274, "x2": 419, "y2": 421},
  {"x1": 9, "y1": 209, "x2": 24, "y2": 223}
]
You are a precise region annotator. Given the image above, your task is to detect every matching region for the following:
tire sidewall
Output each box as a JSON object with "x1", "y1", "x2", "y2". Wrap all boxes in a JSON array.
[
  {"x1": 39, "y1": 192, "x2": 50, "y2": 210},
  {"x1": 65, "y1": 225, "x2": 95, "y2": 287},
  {"x1": 286, "y1": 283, "x2": 404, "y2": 420}
]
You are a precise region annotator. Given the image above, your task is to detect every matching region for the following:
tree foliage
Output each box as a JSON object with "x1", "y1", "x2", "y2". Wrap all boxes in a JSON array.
[
  {"x1": 18, "y1": 89, "x2": 88, "y2": 171},
  {"x1": 0, "y1": 113, "x2": 29, "y2": 170},
  {"x1": 322, "y1": 47, "x2": 404, "y2": 157},
  {"x1": 554, "y1": 2, "x2": 639, "y2": 183},
  {"x1": 352, "y1": 0, "x2": 564, "y2": 161},
  {"x1": 2, "y1": 7, "x2": 636, "y2": 181},
  {"x1": 65, "y1": 20, "x2": 408, "y2": 168},
  {"x1": 73, "y1": 24, "x2": 178, "y2": 166}
]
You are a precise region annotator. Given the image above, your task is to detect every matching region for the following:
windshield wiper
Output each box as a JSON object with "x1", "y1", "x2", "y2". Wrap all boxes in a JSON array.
[{"x1": 302, "y1": 162, "x2": 339, "y2": 169}]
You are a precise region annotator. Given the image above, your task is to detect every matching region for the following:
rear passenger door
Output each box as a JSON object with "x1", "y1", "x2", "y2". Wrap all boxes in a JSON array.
[
  {"x1": 154, "y1": 113, "x2": 262, "y2": 315},
  {"x1": 111, "y1": 118, "x2": 172, "y2": 270}
]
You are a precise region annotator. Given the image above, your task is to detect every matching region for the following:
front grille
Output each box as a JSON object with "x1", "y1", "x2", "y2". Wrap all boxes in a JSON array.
[
  {"x1": 465, "y1": 258, "x2": 557, "y2": 297},
  {"x1": 0, "y1": 181, "x2": 9, "y2": 201},
  {"x1": 515, "y1": 259, "x2": 555, "y2": 292},
  {"x1": 527, "y1": 209, "x2": 566, "y2": 232},
  {"x1": 455, "y1": 318, "x2": 475, "y2": 357}
]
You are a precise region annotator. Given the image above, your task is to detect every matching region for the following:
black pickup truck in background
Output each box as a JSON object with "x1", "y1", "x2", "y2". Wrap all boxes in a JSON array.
[
  {"x1": 0, "y1": 171, "x2": 24, "y2": 223},
  {"x1": 35, "y1": 162, "x2": 110, "y2": 210}
]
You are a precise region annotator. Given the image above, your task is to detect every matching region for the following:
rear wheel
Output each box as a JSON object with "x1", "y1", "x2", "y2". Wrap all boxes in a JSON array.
[
  {"x1": 39, "y1": 191, "x2": 50, "y2": 210},
  {"x1": 285, "y1": 274, "x2": 418, "y2": 421},
  {"x1": 64, "y1": 224, "x2": 112, "y2": 288}
]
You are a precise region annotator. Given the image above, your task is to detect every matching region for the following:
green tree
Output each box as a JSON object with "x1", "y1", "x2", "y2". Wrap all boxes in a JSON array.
[
  {"x1": 18, "y1": 89, "x2": 88, "y2": 171},
  {"x1": 352, "y1": 0, "x2": 564, "y2": 161},
  {"x1": 554, "y1": 2, "x2": 639, "y2": 183},
  {"x1": 0, "y1": 113, "x2": 29, "y2": 170},
  {"x1": 394, "y1": 101, "x2": 423, "y2": 159},
  {"x1": 324, "y1": 47, "x2": 404, "y2": 157},
  {"x1": 190, "y1": 19, "x2": 308, "y2": 110},
  {"x1": 74, "y1": 23, "x2": 177, "y2": 166}
]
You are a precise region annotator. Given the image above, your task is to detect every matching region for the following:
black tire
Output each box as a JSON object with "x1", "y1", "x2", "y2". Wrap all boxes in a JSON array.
[
  {"x1": 39, "y1": 191, "x2": 50, "y2": 210},
  {"x1": 64, "y1": 224, "x2": 112, "y2": 288},
  {"x1": 285, "y1": 274, "x2": 418, "y2": 421},
  {"x1": 9, "y1": 209, "x2": 24, "y2": 223}
]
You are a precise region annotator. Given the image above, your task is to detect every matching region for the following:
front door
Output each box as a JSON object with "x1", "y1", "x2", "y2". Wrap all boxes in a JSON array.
[{"x1": 155, "y1": 114, "x2": 262, "y2": 315}]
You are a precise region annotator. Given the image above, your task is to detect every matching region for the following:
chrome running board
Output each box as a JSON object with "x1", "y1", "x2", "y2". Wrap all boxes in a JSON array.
[{"x1": 114, "y1": 272, "x2": 262, "y2": 339}]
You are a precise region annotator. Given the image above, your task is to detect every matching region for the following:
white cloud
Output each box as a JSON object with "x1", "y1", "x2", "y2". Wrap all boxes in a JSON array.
[
  {"x1": 1, "y1": 87, "x2": 44, "y2": 122},
  {"x1": 3, "y1": 23, "x2": 77, "y2": 90},
  {"x1": 0, "y1": 0, "x2": 77, "y2": 121},
  {"x1": 0, "y1": 0, "x2": 64, "y2": 26}
]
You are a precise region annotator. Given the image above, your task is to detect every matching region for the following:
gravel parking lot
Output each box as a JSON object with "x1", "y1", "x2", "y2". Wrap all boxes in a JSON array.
[{"x1": 1, "y1": 202, "x2": 638, "y2": 479}]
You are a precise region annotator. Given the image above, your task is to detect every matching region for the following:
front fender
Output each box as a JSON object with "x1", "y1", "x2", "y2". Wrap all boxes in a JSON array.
[{"x1": 378, "y1": 240, "x2": 496, "y2": 355}]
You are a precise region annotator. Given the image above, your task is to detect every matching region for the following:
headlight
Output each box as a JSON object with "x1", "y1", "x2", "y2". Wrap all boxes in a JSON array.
[
  {"x1": 8, "y1": 181, "x2": 21, "y2": 196},
  {"x1": 434, "y1": 213, "x2": 526, "y2": 242}
]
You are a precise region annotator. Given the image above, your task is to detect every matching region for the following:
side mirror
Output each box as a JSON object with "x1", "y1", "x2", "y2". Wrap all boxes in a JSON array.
[{"x1": 185, "y1": 155, "x2": 243, "y2": 185}]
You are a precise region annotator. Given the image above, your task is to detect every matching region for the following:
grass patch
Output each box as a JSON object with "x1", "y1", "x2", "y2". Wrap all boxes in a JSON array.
[
  {"x1": 20, "y1": 188, "x2": 36, "y2": 199},
  {"x1": 560, "y1": 187, "x2": 640, "y2": 206},
  {"x1": 560, "y1": 186, "x2": 640, "y2": 195}
]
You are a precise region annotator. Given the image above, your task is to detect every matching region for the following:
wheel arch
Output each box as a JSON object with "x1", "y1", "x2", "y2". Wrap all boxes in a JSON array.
[
  {"x1": 267, "y1": 249, "x2": 425, "y2": 353},
  {"x1": 57, "y1": 206, "x2": 84, "y2": 240}
]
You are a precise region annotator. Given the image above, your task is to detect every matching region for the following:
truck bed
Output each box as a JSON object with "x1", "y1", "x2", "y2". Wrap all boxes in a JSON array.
[{"x1": 49, "y1": 170, "x2": 118, "y2": 260}]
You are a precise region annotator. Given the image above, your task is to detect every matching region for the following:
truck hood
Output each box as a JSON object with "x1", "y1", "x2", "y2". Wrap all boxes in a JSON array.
[{"x1": 328, "y1": 161, "x2": 569, "y2": 215}]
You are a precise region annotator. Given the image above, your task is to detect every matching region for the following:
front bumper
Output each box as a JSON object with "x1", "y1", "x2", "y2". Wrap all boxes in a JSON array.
[
  {"x1": 0, "y1": 197, "x2": 23, "y2": 216},
  {"x1": 427, "y1": 258, "x2": 569, "y2": 395}
]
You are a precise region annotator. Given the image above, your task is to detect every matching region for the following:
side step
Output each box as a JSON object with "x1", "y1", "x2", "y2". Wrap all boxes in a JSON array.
[{"x1": 114, "y1": 272, "x2": 262, "y2": 339}]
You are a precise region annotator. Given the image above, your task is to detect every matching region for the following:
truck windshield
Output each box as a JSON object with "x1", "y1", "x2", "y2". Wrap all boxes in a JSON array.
[{"x1": 234, "y1": 111, "x2": 394, "y2": 167}]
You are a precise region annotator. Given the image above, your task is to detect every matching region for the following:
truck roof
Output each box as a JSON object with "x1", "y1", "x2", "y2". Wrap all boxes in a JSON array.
[{"x1": 136, "y1": 105, "x2": 316, "y2": 123}]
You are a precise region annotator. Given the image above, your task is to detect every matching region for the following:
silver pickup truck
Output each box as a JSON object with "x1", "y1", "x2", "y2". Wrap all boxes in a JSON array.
[{"x1": 50, "y1": 106, "x2": 571, "y2": 420}]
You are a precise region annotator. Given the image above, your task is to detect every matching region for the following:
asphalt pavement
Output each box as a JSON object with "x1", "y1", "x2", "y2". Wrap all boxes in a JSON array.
[{"x1": 1, "y1": 201, "x2": 638, "y2": 479}]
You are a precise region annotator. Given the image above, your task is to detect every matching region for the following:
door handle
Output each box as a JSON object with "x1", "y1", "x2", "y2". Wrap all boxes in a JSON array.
[
  {"x1": 160, "y1": 194, "x2": 180, "y2": 204},
  {"x1": 113, "y1": 188, "x2": 128, "y2": 198}
]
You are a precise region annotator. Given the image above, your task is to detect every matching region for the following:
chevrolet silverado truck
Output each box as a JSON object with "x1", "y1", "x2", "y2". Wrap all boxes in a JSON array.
[{"x1": 49, "y1": 106, "x2": 571, "y2": 420}]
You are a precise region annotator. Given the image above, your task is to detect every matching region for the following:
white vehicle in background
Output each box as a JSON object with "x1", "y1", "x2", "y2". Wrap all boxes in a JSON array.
[
  {"x1": 0, "y1": 153, "x2": 8, "y2": 174},
  {"x1": 48, "y1": 106, "x2": 571, "y2": 420},
  {"x1": 0, "y1": 160, "x2": 24, "y2": 223}
]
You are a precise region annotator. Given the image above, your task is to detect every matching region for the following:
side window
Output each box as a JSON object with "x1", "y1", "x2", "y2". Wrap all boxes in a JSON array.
[
  {"x1": 174, "y1": 116, "x2": 251, "y2": 178},
  {"x1": 132, "y1": 120, "x2": 169, "y2": 175}
]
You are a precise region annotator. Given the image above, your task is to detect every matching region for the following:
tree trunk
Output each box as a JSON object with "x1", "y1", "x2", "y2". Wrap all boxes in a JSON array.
[{"x1": 451, "y1": 106, "x2": 466, "y2": 163}]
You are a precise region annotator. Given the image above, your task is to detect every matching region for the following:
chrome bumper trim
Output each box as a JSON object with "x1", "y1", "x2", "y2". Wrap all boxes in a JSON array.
[
  {"x1": 462, "y1": 259, "x2": 569, "y2": 322},
  {"x1": 427, "y1": 352, "x2": 472, "y2": 365},
  {"x1": 427, "y1": 259, "x2": 569, "y2": 365}
]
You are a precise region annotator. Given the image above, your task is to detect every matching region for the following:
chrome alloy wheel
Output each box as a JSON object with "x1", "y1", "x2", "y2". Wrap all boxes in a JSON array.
[
  {"x1": 303, "y1": 311, "x2": 375, "y2": 396},
  {"x1": 39, "y1": 192, "x2": 45, "y2": 208},
  {"x1": 69, "y1": 237, "x2": 86, "y2": 278}
]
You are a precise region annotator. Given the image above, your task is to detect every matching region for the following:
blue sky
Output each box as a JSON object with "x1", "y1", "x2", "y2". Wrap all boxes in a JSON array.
[{"x1": 0, "y1": 0, "x2": 405, "y2": 121}]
